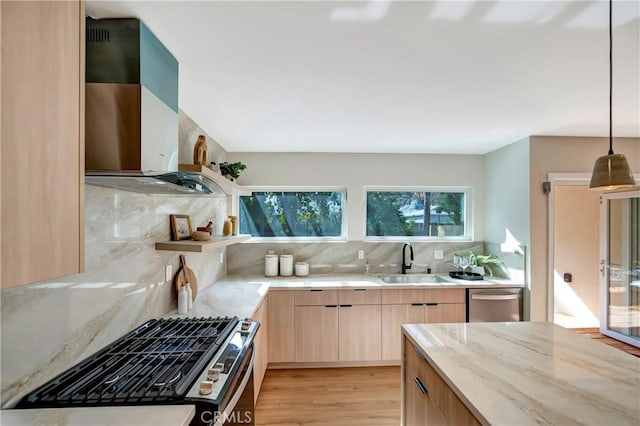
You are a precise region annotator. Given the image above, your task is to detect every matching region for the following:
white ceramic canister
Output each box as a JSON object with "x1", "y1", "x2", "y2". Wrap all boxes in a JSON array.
[
  {"x1": 279, "y1": 254, "x2": 294, "y2": 277},
  {"x1": 295, "y1": 261, "x2": 309, "y2": 277},
  {"x1": 265, "y1": 254, "x2": 279, "y2": 277}
]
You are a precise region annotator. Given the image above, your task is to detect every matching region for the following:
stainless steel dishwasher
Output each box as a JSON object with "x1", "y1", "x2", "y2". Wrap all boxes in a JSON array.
[{"x1": 467, "y1": 288, "x2": 523, "y2": 322}]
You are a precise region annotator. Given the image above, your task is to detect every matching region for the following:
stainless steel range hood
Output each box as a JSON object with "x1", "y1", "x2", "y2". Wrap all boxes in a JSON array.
[
  {"x1": 85, "y1": 171, "x2": 226, "y2": 196},
  {"x1": 84, "y1": 18, "x2": 221, "y2": 196}
]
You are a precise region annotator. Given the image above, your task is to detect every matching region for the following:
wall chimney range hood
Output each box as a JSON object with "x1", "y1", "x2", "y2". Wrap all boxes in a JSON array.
[{"x1": 85, "y1": 18, "x2": 222, "y2": 196}]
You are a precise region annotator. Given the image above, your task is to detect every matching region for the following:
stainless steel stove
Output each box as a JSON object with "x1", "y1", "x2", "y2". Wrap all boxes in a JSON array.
[{"x1": 14, "y1": 316, "x2": 259, "y2": 426}]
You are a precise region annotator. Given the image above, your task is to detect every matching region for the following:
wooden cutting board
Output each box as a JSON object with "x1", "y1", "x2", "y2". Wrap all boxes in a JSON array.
[{"x1": 174, "y1": 254, "x2": 198, "y2": 300}]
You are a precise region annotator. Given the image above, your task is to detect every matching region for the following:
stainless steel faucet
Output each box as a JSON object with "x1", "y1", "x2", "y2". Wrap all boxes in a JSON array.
[{"x1": 402, "y1": 242, "x2": 414, "y2": 274}]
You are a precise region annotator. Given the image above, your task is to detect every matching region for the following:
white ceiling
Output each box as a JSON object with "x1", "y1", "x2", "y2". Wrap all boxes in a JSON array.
[{"x1": 87, "y1": 1, "x2": 640, "y2": 154}]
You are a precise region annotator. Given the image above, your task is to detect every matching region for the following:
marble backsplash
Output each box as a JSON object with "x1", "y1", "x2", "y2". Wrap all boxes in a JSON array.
[
  {"x1": 0, "y1": 185, "x2": 227, "y2": 407},
  {"x1": 228, "y1": 241, "x2": 485, "y2": 275}
]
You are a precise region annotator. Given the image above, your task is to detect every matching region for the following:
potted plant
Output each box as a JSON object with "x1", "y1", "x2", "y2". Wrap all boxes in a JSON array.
[
  {"x1": 474, "y1": 254, "x2": 508, "y2": 277},
  {"x1": 219, "y1": 161, "x2": 247, "y2": 181}
]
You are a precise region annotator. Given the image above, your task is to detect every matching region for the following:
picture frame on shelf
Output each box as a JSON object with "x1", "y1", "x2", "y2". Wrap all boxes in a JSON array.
[{"x1": 170, "y1": 214, "x2": 193, "y2": 241}]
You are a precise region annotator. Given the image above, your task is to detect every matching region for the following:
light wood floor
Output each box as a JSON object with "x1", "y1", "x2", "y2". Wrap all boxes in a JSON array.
[
  {"x1": 255, "y1": 366, "x2": 401, "y2": 426},
  {"x1": 571, "y1": 327, "x2": 640, "y2": 357},
  {"x1": 254, "y1": 331, "x2": 639, "y2": 425}
]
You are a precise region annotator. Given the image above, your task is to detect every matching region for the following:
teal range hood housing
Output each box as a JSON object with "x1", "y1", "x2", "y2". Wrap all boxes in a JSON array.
[{"x1": 85, "y1": 18, "x2": 221, "y2": 196}]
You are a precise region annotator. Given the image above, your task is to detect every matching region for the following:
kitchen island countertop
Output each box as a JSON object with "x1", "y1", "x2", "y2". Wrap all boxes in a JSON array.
[{"x1": 402, "y1": 321, "x2": 640, "y2": 425}]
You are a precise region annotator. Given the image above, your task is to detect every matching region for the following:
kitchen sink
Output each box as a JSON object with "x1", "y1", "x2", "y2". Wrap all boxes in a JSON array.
[{"x1": 379, "y1": 274, "x2": 450, "y2": 284}]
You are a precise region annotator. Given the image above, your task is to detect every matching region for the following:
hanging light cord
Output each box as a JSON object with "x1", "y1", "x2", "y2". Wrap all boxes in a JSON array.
[{"x1": 609, "y1": 0, "x2": 613, "y2": 155}]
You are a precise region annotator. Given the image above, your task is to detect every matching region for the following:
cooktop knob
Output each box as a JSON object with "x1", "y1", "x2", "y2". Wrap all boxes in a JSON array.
[
  {"x1": 199, "y1": 380, "x2": 214, "y2": 395},
  {"x1": 207, "y1": 363, "x2": 224, "y2": 381},
  {"x1": 241, "y1": 319, "x2": 252, "y2": 334}
]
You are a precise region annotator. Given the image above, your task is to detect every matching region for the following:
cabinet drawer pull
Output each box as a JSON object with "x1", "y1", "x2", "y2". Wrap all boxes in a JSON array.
[
  {"x1": 354, "y1": 288, "x2": 366, "y2": 291},
  {"x1": 310, "y1": 289, "x2": 323, "y2": 292},
  {"x1": 411, "y1": 303, "x2": 423, "y2": 306},
  {"x1": 325, "y1": 305, "x2": 337, "y2": 308},
  {"x1": 425, "y1": 303, "x2": 438, "y2": 306},
  {"x1": 413, "y1": 377, "x2": 428, "y2": 395},
  {"x1": 414, "y1": 347, "x2": 427, "y2": 362},
  {"x1": 340, "y1": 304, "x2": 353, "y2": 307}
]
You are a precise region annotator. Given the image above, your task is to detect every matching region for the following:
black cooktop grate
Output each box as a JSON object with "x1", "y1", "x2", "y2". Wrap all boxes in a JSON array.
[{"x1": 16, "y1": 316, "x2": 238, "y2": 408}]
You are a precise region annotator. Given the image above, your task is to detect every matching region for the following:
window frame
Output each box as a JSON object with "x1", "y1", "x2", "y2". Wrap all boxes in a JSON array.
[
  {"x1": 238, "y1": 186, "x2": 348, "y2": 242},
  {"x1": 362, "y1": 186, "x2": 473, "y2": 242}
]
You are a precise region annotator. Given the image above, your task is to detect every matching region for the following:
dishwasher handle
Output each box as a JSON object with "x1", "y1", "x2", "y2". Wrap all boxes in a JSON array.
[{"x1": 471, "y1": 293, "x2": 520, "y2": 301}]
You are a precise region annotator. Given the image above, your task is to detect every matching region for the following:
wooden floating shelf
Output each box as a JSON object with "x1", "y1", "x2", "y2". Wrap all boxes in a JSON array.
[
  {"x1": 155, "y1": 235, "x2": 252, "y2": 252},
  {"x1": 178, "y1": 164, "x2": 252, "y2": 196}
]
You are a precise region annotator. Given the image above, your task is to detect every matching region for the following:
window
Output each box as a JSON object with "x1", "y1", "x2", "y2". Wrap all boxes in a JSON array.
[
  {"x1": 239, "y1": 190, "x2": 346, "y2": 239},
  {"x1": 366, "y1": 189, "x2": 470, "y2": 239}
]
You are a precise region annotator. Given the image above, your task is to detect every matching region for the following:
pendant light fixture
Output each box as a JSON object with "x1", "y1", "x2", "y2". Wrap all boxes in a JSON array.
[{"x1": 589, "y1": 0, "x2": 635, "y2": 190}]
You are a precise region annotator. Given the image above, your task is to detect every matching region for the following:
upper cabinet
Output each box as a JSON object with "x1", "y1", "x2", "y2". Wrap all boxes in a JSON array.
[{"x1": 1, "y1": 1, "x2": 85, "y2": 288}]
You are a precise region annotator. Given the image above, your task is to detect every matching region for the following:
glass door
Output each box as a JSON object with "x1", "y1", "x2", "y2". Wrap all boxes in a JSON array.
[{"x1": 600, "y1": 190, "x2": 640, "y2": 348}]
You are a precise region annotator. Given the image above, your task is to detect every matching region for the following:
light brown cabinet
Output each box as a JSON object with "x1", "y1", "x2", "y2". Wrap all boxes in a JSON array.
[
  {"x1": 381, "y1": 289, "x2": 467, "y2": 361},
  {"x1": 1, "y1": 0, "x2": 84, "y2": 288},
  {"x1": 294, "y1": 305, "x2": 339, "y2": 362},
  {"x1": 403, "y1": 337, "x2": 445, "y2": 426},
  {"x1": 267, "y1": 291, "x2": 295, "y2": 363},
  {"x1": 424, "y1": 303, "x2": 466, "y2": 323},
  {"x1": 339, "y1": 288, "x2": 381, "y2": 305},
  {"x1": 294, "y1": 289, "x2": 338, "y2": 306},
  {"x1": 338, "y1": 288, "x2": 382, "y2": 361},
  {"x1": 402, "y1": 335, "x2": 480, "y2": 426},
  {"x1": 267, "y1": 287, "x2": 468, "y2": 366},
  {"x1": 252, "y1": 298, "x2": 268, "y2": 403},
  {"x1": 382, "y1": 304, "x2": 424, "y2": 360},
  {"x1": 339, "y1": 304, "x2": 382, "y2": 361}
]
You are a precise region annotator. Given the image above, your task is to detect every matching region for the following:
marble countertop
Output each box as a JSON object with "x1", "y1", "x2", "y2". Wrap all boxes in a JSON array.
[
  {"x1": 166, "y1": 273, "x2": 524, "y2": 319},
  {"x1": 402, "y1": 321, "x2": 640, "y2": 425},
  {"x1": 0, "y1": 405, "x2": 195, "y2": 426}
]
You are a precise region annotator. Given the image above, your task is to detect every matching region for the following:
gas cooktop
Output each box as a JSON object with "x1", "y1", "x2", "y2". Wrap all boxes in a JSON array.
[{"x1": 16, "y1": 317, "x2": 239, "y2": 408}]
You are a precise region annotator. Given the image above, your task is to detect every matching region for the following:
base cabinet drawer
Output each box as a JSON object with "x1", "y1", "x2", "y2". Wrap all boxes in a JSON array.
[
  {"x1": 423, "y1": 357, "x2": 480, "y2": 426},
  {"x1": 294, "y1": 289, "x2": 338, "y2": 306},
  {"x1": 424, "y1": 303, "x2": 466, "y2": 323},
  {"x1": 339, "y1": 288, "x2": 381, "y2": 305},
  {"x1": 403, "y1": 338, "x2": 446, "y2": 426},
  {"x1": 424, "y1": 288, "x2": 465, "y2": 304},
  {"x1": 403, "y1": 336, "x2": 480, "y2": 426}
]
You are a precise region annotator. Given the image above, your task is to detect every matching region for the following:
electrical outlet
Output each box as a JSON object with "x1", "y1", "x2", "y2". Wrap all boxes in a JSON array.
[
  {"x1": 219, "y1": 251, "x2": 224, "y2": 264},
  {"x1": 358, "y1": 249, "x2": 365, "y2": 260},
  {"x1": 165, "y1": 264, "x2": 172, "y2": 282},
  {"x1": 434, "y1": 249, "x2": 444, "y2": 260}
]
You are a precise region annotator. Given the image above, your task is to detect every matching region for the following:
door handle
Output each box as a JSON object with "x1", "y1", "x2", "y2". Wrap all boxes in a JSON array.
[
  {"x1": 471, "y1": 294, "x2": 520, "y2": 301},
  {"x1": 340, "y1": 304, "x2": 353, "y2": 307},
  {"x1": 324, "y1": 305, "x2": 337, "y2": 308},
  {"x1": 413, "y1": 377, "x2": 428, "y2": 395}
]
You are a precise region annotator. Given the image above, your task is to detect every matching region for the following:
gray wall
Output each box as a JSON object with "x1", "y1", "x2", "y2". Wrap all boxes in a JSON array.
[
  {"x1": 227, "y1": 152, "x2": 485, "y2": 241},
  {"x1": 179, "y1": 109, "x2": 229, "y2": 165},
  {"x1": 528, "y1": 136, "x2": 640, "y2": 321},
  {"x1": 483, "y1": 138, "x2": 531, "y2": 319}
]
